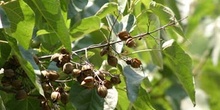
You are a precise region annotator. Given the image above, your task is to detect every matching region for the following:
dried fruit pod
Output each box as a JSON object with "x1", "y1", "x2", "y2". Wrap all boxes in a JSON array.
[
  {"x1": 94, "y1": 71, "x2": 105, "y2": 80},
  {"x1": 81, "y1": 64, "x2": 94, "y2": 76},
  {"x1": 72, "y1": 69, "x2": 81, "y2": 78},
  {"x1": 125, "y1": 38, "x2": 136, "y2": 48},
  {"x1": 60, "y1": 48, "x2": 70, "y2": 54},
  {"x1": 117, "y1": 31, "x2": 131, "y2": 41},
  {"x1": 97, "y1": 85, "x2": 108, "y2": 98},
  {"x1": 63, "y1": 63, "x2": 74, "y2": 74},
  {"x1": 110, "y1": 75, "x2": 121, "y2": 85},
  {"x1": 100, "y1": 46, "x2": 109, "y2": 56},
  {"x1": 4, "y1": 69, "x2": 15, "y2": 78},
  {"x1": 81, "y1": 76, "x2": 95, "y2": 88},
  {"x1": 11, "y1": 79, "x2": 22, "y2": 88},
  {"x1": 126, "y1": 58, "x2": 142, "y2": 68},
  {"x1": 42, "y1": 82, "x2": 50, "y2": 91},
  {"x1": 15, "y1": 89, "x2": 27, "y2": 100},
  {"x1": 42, "y1": 70, "x2": 60, "y2": 81},
  {"x1": 50, "y1": 53, "x2": 60, "y2": 62},
  {"x1": 107, "y1": 55, "x2": 118, "y2": 67},
  {"x1": 104, "y1": 80, "x2": 113, "y2": 89},
  {"x1": 51, "y1": 91, "x2": 61, "y2": 102},
  {"x1": 61, "y1": 92, "x2": 69, "y2": 105},
  {"x1": 1, "y1": 76, "x2": 11, "y2": 87}
]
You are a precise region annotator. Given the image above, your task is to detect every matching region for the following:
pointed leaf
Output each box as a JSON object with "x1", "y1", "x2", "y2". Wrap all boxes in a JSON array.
[
  {"x1": 69, "y1": 82, "x2": 104, "y2": 110},
  {"x1": 70, "y1": 16, "x2": 101, "y2": 40},
  {"x1": 162, "y1": 39, "x2": 195, "y2": 105},
  {"x1": 24, "y1": 0, "x2": 71, "y2": 52},
  {"x1": 119, "y1": 61, "x2": 145, "y2": 102},
  {"x1": 95, "y1": 2, "x2": 118, "y2": 19},
  {"x1": 150, "y1": 1, "x2": 185, "y2": 38}
]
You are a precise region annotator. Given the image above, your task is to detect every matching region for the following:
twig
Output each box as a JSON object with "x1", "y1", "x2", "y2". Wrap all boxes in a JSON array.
[{"x1": 38, "y1": 18, "x2": 184, "y2": 60}]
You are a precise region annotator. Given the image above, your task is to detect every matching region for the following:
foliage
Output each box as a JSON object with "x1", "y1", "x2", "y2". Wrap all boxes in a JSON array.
[{"x1": 1, "y1": 0, "x2": 219, "y2": 110}]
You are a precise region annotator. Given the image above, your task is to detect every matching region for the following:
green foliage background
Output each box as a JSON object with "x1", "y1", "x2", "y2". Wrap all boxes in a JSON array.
[{"x1": 0, "y1": 0, "x2": 219, "y2": 110}]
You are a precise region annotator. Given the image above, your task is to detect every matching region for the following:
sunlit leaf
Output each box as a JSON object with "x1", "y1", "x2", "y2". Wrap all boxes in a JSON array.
[
  {"x1": 162, "y1": 39, "x2": 195, "y2": 105},
  {"x1": 95, "y1": 2, "x2": 118, "y2": 19},
  {"x1": 70, "y1": 16, "x2": 101, "y2": 40},
  {"x1": 69, "y1": 82, "x2": 104, "y2": 110},
  {"x1": 104, "y1": 87, "x2": 118, "y2": 110}
]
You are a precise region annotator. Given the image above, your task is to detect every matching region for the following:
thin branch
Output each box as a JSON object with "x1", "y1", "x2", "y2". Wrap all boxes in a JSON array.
[{"x1": 38, "y1": 18, "x2": 184, "y2": 60}]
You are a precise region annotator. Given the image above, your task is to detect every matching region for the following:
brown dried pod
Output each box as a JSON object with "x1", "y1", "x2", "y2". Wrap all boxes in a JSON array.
[
  {"x1": 63, "y1": 63, "x2": 74, "y2": 74},
  {"x1": 104, "y1": 80, "x2": 113, "y2": 89},
  {"x1": 60, "y1": 48, "x2": 70, "y2": 54},
  {"x1": 110, "y1": 75, "x2": 121, "y2": 85},
  {"x1": 100, "y1": 46, "x2": 109, "y2": 56},
  {"x1": 107, "y1": 55, "x2": 118, "y2": 67},
  {"x1": 129, "y1": 58, "x2": 142, "y2": 68},
  {"x1": 11, "y1": 79, "x2": 22, "y2": 88},
  {"x1": 97, "y1": 85, "x2": 108, "y2": 98},
  {"x1": 40, "y1": 100, "x2": 51, "y2": 110},
  {"x1": 125, "y1": 38, "x2": 136, "y2": 48},
  {"x1": 42, "y1": 82, "x2": 50, "y2": 91},
  {"x1": 81, "y1": 64, "x2": 94, "y2": 76},
  {"x1": 117, "y1": 31, "x2": 131, "y2": 41},
  {"x1": 61, "y1": 92, "x2": 69, "y2": 105},
  {"x1": 15, "y1": 89, "x2": 27, "y2": 100},
  {"x1": 42, "y1": 70, "x2": 59, "y2": 81},
  {"x1": 72, "y1": 69, "x2": 81, "y2": 78},
  {"x1": 94, "y1": 71, "x2": 105, "y2": 80},
  {"x1": 50, "y1": 53, "x2": 60, "y2": 62},
  {"x1": 58, "y1": 54, "x2": 71, "y2": 66},
  {"x1": 81, "y1": 76, "x2": 95, "y2": 88},
  {"x1": 1, "y1": 76, "x2": 11, "y2": 87},
  {"x1": 51, "y1": 91, "x2": 61, "y2": 102},
  {"x1": 4, "y1": 69, "x2": 15, "y2": 78}
]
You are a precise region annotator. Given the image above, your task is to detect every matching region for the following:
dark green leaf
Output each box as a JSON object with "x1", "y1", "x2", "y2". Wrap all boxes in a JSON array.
[
  {"x1": 162, "y1": 39, "x2": 195, "y2": 105},
  {"x1": 119, "y1": 61, "x2": 145, "y2": 102},
  {"x1": 0, "y1": 31, "x2": 11, "y2": 67},
  {"x1": 95, "y1": 2, "x2": 118, "y2": 19},
  {"x1": 5, "y1": 36, "x2": 44, "y2": 97},
  {"x1": 70, "y1": 16, "x2": 101, "y2": 40},
  {"x1": 68, "y1": 0, "x2": 88, "y2": 19},
  {"x1": 133, "y1": 87, "x2": 155, "y2": 110},
  {"x1": 150, "y1": 1, "x2": 185, "y2": 38},
  {"x1": 25, "y1": 0, "x2": 71, "y2": 52},
  {"x1": 0, "y1": 7, "x2": 10, "y2": 28},
  {"x1": 69, "y1": 82, "x2": 104, "y2": 110}
]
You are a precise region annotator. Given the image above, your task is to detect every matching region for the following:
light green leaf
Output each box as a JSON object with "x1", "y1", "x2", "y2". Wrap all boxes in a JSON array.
[
  {"x1": 5, "y1": 35, "x2": 44, "y2": 97},
  {"x1": 133, "y1": 87, "x2": 155, "y2": 110},
  {"x1": 150, "y1": 1, "x2": 185, "y2": 38},
  {"x1": 162, "y1": 39, "x2": 196, "y2": 105},
  {"x1": 69, "y1": 82, "x2": 104, "y2": 110},
  {"x1": 24, "y1": 0, "x2": 71, "y2": 52},
  {"x1": 95, "y1": 2, "x2": 118, "y2": 19},
  {"x1": 70, "y1": 16, "x2": 101, "y2": 40},
  {"x1": 0, "y1": 96, "x2": 6, "y2": 110},
  {"x1": 36, "y1": 29, "x2": 50, "y2": 36}
]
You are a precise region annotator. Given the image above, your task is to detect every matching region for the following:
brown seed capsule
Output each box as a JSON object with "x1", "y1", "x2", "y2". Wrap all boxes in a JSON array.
[
  {"x1": 4, "y1": 69, "x2": 15, "y2": 78},
  {"x1": 100, "y1": 46, "x2": 109, "y2": 56},
  {"x1": 72, "y1": 69, "x2": 81, "y2": 78},
  {"x1": 104, "y1": 80, "x2": 113, "y2": 89},
  {"x1": 107, "y1": 55, "x2": 118, "y2": 67},
  {"x1": 97, "y1": 85, "x2": 108, "y2": 98},
  {"x1": 63, "y1": 63, "x2": 74, "y2": 74},
  {"x1": 60, "y1": 48, "x2": 70, "y2": 54},
  {"x1": 15, "y1": 89, "x2": 27, "y2": 100},
  {"x1": 1, "y1": 76, "x2": 11, "y2": 87},
  {"x1": 81, "y1": 64, "x2": 94, "y2": 76},
  {"x1": 50, "y1": 53, "x2": 60, "y2": 62},
  {"x1": 110, "y1": 75, "x2": 121, "y2": 85},
  {"x1": 81, "y1": 76, "x2": 95, "y2": 88},
  {"x1": 11, "y1": 79, "x2": 22, "y2": 88},
  {"x1": 42, "y1": 70, "x2": 59, "y2": 81},
  {"x1": 42, "y1": 82, "x2": 50, "y2": 91},
  {"x1": 128, "y1": 58, "x2": 142, "y2": 68},
  {"x1": 61, "y1": 92, "x2": 69, "y2": 105},
  {"x1": 117, "y1": 31, "x2": 131, "y2": 41},
  {"x1": 51, "y1": 91, "x2": 61, "y2": 102},
  {"x1": 125, "y1": 38, "x2": 136, "y2": 48},
  {"x1": 59, "y1": 54, "x2": 71, "y2": 64},
  {"x1": 94, "y1": 71, "x2": 105, "y2": 80}
]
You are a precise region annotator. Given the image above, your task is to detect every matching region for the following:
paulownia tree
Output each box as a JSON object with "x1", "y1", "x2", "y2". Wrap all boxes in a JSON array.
[{"x1": 0, "y1": 0, "x2": 195, "y2": 110}]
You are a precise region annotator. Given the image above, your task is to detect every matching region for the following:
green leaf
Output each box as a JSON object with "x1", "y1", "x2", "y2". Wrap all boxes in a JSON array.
[
  {"x1": 133, "y1": 87, "x2": 155, "y2": 110},
  {"x1": 0, "y1": 7, "x2": 10, "y2": 28},
  {"x1": 69, "y1": 82, "x2": 104, "y2": 110},
  {"x1": 70, "y1": 16, "x2": 101, "y2": 40},
  {"x1": 95, "y1": 2, "x2": 118, "y2": 19},
  {"x1": 5, "y1": 35, "x2": 44, "y2": 97},
  {"x1": 119, "y1": 61, "x2": 145, "y2": 102},
  {"x1": 0, "y1": 31, "x2": 11, "y2": 67},
  {"x1": 24, "y1": 0, "x2": 71, "y2": 52},
  {"x1": 6, "y1": 97, "x2": 41, "y2": 110},
  {"x1": 0, "y1": 96, "x2": 6, "y2": 110},
  {"x1": 162, "y1": 39, "x2": 195, "y2": 105},
  {"x1": 150, "y1": 1, "x2": 185, "y2": 38},
  {"x1": 117, "y1": 0, "x2": 127, "y2": 13}
]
